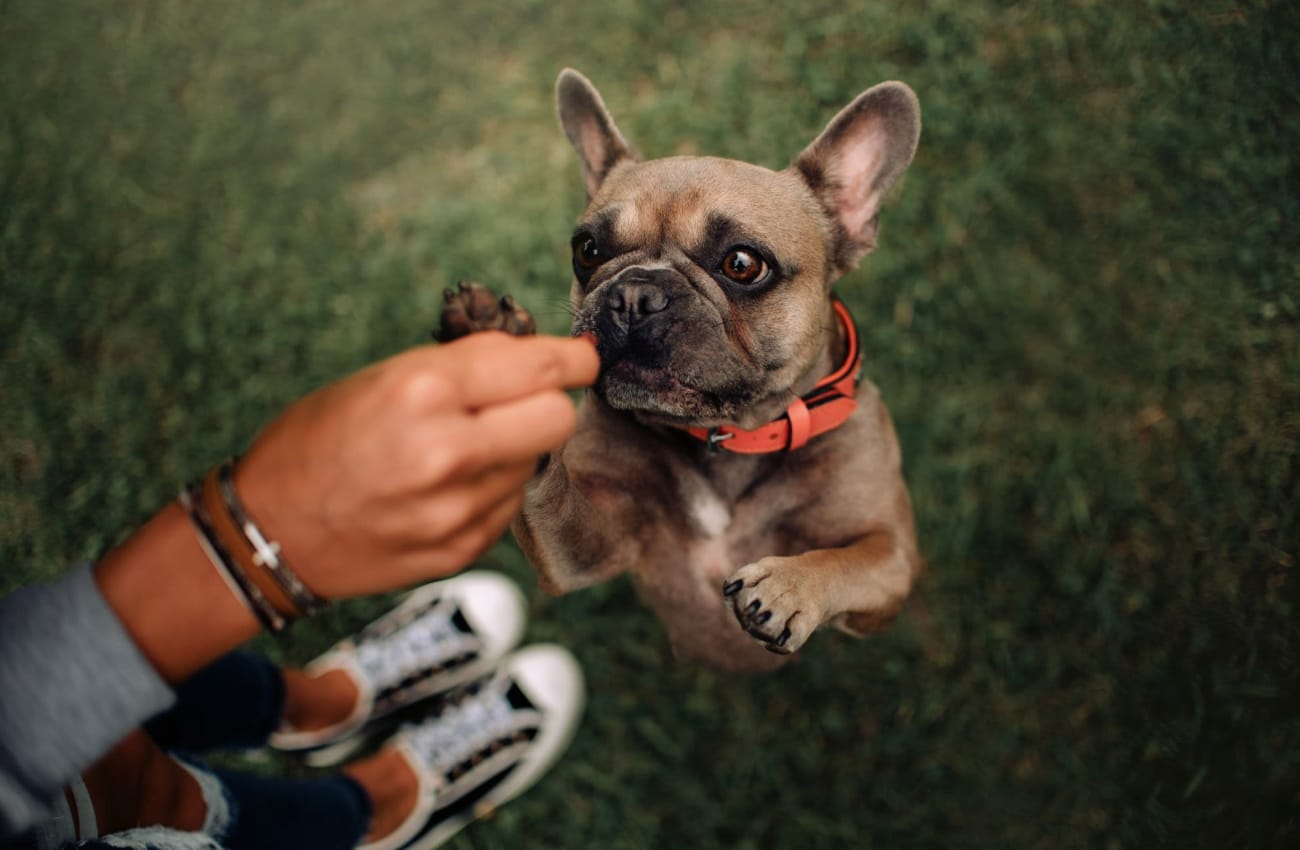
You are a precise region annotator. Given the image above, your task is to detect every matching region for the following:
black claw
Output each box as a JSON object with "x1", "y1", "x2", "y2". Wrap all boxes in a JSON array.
[
  {"x1": 744, "y1": 600, "x2": 761, "y2": 616},
  {"x1": 776, "y1": 628, "x2": 791, "y2": 647},
  {"x1": 722, "y1": 579, "x2": 743, "y2": 597},
  {"x1": 501, "y1": 294, "x2": 516, "y2": 309},
  {"x1": 755, "y1": 610, "x2": 772, "y2": 626}
]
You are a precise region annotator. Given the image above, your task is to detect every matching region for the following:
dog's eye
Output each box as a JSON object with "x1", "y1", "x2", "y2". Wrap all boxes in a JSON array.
[
  {"x1": 573, "y1": 235, "x2": 604, "y2": 271},
  {"x1": 720, "y1": 248, "x2": 768, "y2": 285}
]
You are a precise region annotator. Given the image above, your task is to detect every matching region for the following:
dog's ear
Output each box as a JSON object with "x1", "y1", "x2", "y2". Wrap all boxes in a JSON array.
[
  {"x1": 556, "y1": 68, "x2": 639, "y2": 199},
  {"x1": 791, "y1": 82, "x2": 920, "y2": 272}
]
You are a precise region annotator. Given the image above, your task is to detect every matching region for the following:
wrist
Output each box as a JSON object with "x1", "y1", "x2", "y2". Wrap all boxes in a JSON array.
[
  {"x1": 230, "y1": 444, "x2": 324, "y2": 596},
  {"x1": 197, "y1": 460, "x2": 327, "y2": 625}
]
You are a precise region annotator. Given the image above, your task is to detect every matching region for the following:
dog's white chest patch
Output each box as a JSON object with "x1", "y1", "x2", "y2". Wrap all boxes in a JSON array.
[
  {"x1": 691, "y1": 491, "x2": 732, "y2": 538},
  {"x1": 687, "y1": 489, "x2": 733, "y2": 584}
]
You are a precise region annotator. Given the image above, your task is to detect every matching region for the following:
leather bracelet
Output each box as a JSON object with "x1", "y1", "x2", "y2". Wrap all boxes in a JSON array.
[
  {"x1": 177, "y1": 484, "x2": 287, "y2": 633},
  {"x1": 197, "y1": 466, "x2": 304, "y2": 623},
  {"x1": 216, "y1": 459, "x2": 326, "y2": 617}
]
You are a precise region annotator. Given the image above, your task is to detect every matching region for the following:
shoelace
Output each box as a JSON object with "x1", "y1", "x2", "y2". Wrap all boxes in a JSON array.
[
  {"x1": 404, "y1": 677, "x2": 519, "y2": 779},
  {"x1": 355, "y1": 599, "x2": 473, "y2": 691}
]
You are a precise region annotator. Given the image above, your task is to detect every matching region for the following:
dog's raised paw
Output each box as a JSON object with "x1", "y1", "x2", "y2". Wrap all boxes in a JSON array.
[
  {"x1": 723, "y1": 559, "x2": 819, "y2": 655},
  {"x1": 433, "y1": 280, "x2": 537, "y2": 342}
]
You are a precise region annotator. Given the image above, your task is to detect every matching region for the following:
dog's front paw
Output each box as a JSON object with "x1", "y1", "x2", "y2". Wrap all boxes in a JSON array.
[
  {"x1": 723, "y1": 559, "x2": 822, "y2": 655},
  {"x1": 433, "y1": 280, "x2": 537, "y2": 342}
]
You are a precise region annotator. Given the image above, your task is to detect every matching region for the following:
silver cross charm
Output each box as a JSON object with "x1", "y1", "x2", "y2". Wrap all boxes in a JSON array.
[{"x1": 242, "y1": 521, "x2": 282, "y2": 568}]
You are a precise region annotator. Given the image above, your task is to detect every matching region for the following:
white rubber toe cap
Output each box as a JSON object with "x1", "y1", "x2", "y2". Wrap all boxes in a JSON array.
[
  {"x1": 506, "y1": 644, "x2": 585, "y2": 766},
  {"x1": 447, "y1": 570, "x2": 528, "y2": 660}
]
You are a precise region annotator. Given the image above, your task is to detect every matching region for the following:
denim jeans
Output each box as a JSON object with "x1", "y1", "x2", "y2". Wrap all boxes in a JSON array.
[{"x1": 89, "y1": 651, "x2": 372, "y2": 850}]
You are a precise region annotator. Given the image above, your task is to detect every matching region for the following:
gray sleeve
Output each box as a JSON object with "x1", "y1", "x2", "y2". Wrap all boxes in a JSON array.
[{"x1": 0, "y1": 562, "x2": 176, "y2": 837}]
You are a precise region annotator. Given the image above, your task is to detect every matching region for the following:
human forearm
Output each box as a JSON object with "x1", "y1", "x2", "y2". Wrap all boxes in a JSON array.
[{"x1": 94, "y1": 501, "x2": 262, "y2": 684}]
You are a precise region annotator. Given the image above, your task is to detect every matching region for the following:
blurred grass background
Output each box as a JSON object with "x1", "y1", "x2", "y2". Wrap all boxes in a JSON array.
[{"x1": 2, "y1": 0, "x2": 1297, "y2": 847}]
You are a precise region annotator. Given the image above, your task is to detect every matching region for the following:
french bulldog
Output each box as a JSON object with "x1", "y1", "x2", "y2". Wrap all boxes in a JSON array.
[{"x1": 437, "y1": 68, "x2": 922, "y2": 672}]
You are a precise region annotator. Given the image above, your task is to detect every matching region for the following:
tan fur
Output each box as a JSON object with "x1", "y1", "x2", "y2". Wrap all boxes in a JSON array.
[{"x1": 457, "y1": 69, "x2": 922, "y2": 671}]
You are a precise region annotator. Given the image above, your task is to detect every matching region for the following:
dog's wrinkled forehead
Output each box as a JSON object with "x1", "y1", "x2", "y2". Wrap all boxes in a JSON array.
[{"x1": 586, "y1": 156, "x2": 828, "y2": 261}]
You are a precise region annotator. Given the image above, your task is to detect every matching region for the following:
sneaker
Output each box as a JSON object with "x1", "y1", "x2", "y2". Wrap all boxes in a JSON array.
[
  {"x1": 358, "y1": 644, "x2": 585, "y2": 850},
  {"x1": 269, "y1": 570, "x2": 526, "y2": 765}
]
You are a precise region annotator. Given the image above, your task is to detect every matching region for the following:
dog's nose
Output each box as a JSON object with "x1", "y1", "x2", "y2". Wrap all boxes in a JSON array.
[{"x1": 605, "y1": 278, "x2": 669, "y2": 327}]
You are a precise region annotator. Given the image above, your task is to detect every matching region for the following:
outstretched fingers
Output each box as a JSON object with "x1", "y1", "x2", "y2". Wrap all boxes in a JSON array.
[{"x1": 439, "y1": 333, "x2": 599, "y2": 410}]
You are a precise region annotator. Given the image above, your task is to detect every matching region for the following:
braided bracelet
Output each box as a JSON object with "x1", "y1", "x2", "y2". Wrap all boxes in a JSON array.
[
  {"x1": 177, "y1": 483, "x2": 287, "y2": 633},
  {"x1": 216, "y1": 459, "x2": 326, "y2": 617},
  {"x1": 196, "y1": 465, "x2": 303, "y2": 624}
]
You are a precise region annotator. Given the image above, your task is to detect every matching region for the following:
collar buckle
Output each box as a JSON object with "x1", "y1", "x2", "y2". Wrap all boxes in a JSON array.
[{"x1": 705, "y1": 428, "x2": 735, "y2": 454}]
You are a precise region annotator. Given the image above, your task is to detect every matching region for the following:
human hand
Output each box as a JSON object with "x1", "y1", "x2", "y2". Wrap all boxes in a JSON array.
[{"x1": 233, "y1": 331, "x2": 598, "y2": 598}]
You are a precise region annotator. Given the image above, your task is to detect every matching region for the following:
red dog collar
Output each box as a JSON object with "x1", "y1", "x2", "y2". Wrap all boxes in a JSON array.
[{"x1": 684, "y1": 299, "x2": 863, "y2": 454}]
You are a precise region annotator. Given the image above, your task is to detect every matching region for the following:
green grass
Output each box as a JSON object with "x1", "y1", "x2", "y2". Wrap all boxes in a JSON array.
[{"x1": 3, "y1": 1, "x2": 1297, "y2": 847}]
